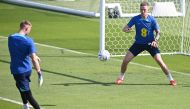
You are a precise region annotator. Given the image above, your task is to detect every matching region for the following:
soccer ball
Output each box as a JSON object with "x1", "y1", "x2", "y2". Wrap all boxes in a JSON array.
[{"x1": 98, "y1": 50, "x2": 110, "y2": 61}]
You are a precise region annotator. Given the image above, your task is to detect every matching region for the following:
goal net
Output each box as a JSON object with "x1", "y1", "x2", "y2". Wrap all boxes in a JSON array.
[{"x1": 99, "y1": 0, "x2": 190, "y2": 57}]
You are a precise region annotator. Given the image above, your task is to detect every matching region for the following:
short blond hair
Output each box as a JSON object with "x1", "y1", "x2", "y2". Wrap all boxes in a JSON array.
[
  {"x1": 140, "y1": 1, "x2": 149, "y2": 7},
  {"x1": 20, "y1": 20, "x2": 32, "y2": 29}
]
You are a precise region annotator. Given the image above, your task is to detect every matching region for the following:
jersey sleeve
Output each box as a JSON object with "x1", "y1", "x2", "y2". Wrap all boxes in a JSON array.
[
  {"x1": 152, "y1": 18, "x2": 160, "y2": 31},
  {"x1": 127, "y1": 16, "x2": 136, "y2": 28},
  {"x1": 28, "y1": 38, "x2": 36, "y2": 54}
]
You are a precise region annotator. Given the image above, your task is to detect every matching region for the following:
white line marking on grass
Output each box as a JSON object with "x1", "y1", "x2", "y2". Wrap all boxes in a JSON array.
[
  {"x1": 1, "y1": 36, "x2": 189, "y2": 76},
  {"x1": 0, "y1": 97, "x2": 32, "y2": 108},
  {"x1": 112, "y1": 58, "x2": 190, "y2": 76},
  {"x1": 0, "y1": 96, "x2": 22, "y2": 105},
  {"x1": 0, "y1": 39, "x2": 8, "y2": 42},
  {"x1": 0, "y1": 36, "x2": 92, "y2": 55},
  {"x1": 0, "y1": 36, "x2": 8, "y2": 40},
  {"x1": 0, "y1": 36, "x2": 7, "y2": 38},
  {"x1": 35, "y1": 43, "x2": 92, "y2": 55},
  {"x1": 130, "y1": 62, "x2": 190, "y2": 76},
  {"x1": 0, "y1": 96, "x2": 44, "y2": 109},
  {"x1": 0, "y1": 36, "x2": 8, "y2": 41}
]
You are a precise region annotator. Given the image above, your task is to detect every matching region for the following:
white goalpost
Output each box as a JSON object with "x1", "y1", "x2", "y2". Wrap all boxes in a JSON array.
[
  {"x1": 99, "y1": 0, "x2": 190, "y2": 59},
  {"x1": 2, "y1": 0, "x2": 100, "y2": 17}
]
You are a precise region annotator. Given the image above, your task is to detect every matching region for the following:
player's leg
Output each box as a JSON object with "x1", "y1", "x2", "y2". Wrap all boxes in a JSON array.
[
  {"x1": 13, "y1": 72, "x2": 41, "y2": 109},
  {"x1": 16, "y1": 84, "x2": 30, "y2": 109},
  {"x1": 24, "y1": 72, "x2": 41, "y2": 109},
  {"x1": 147, "y1": 46, "x2": 176, "y2": 86},
  {"x1": 115, "y1": 43, "x2": 143, "y2": 85},
  {"x1": 25, "y1": 90, "x2": 40, "y2": 109},
  {"x1": 19, "y1": 91, "x2": 29, "y2": 109},
  {"x1": 19, "y1": 90, "x2": 41, "y2": 109},
  {"x1": 13, "y1": 74, "x2": 30, "y2": 109},
  {"x1": 153, "y1": 54, "x2": 176, "y2": 86},
  {"x1": 116, "y1": 51, "x2": 135, "y2": 84},
  {"x1": 121, "y1": 51, "x2": 134, "y2": 74}
]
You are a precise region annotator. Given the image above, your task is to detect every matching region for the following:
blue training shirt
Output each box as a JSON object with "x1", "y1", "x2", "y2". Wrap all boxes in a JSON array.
[
  {"x1": 8, "y1": 33, "x2": 36, "y2": 74},
  {"x1": 127, "y1": 15, "x2": 159, "y2": 44}
]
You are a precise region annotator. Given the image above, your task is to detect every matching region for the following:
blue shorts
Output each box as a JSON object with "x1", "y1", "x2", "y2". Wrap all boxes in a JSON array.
[
  {"x1": 129, "y1": 43, "x2": 160, "y2": 57},
  {"x1": 13, "y1": 71, "x2": 31, "y2": 92}
]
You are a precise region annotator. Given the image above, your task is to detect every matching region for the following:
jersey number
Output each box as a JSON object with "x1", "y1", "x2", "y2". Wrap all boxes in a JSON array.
[{"x1": 141, "y1": 28, "x2": 147, "y2": 37}]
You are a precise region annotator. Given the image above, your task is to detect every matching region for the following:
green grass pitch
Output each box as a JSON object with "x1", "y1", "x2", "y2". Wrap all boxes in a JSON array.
[
  {"x1": 0, "y1": 100, "x2": 21, "y2": 109},
  {"x1": 0, "y1": 2, "x2": 190, "y2": 109}
]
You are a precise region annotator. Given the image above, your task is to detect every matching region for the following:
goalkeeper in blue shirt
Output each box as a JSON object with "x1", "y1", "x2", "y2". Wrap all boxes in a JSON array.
[
  {"x1": 115, "y1": 1, "x2": 176, "y2": 86},
  {"x1": 8, "y1": 20, "x2": 43, "y2": 109}
]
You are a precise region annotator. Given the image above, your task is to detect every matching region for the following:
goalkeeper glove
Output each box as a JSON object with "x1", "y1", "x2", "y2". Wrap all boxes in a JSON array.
[{"x1": 38, "y1": 71, "x2": 43, "y2": 87}]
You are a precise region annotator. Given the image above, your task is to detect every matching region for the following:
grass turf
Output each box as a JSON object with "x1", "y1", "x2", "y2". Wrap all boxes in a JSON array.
[
  {"x1": 0, "y1": 100, "x2": 21, "y2": 109},
  {"x1": 0, "y1": 2, "x2": 190, "y2": 109},
  {"x1": 0, "y1": 2, "x2": 99, "y2": 54},
  {"x1": 1, "y1": 37, "x2": 190, "y2": 109}
]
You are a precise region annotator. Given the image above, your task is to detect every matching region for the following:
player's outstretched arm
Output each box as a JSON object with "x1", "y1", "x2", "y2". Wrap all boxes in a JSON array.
[{"x1": 31, "y1": 53, "x2": 43, "y2": 87}]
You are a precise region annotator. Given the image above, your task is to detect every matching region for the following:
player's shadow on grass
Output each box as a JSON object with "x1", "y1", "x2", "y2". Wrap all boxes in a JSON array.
[
  {"x1": 52, "y1": 82, "x2": 169, "y2": 86},
  {"x1": 182, "y1": 85, "x2": 190, "y2": 87},
  {"x1": 0, "y1": 59, "x2": 113, "y2": 86},
  {"x1": 51, "y1": 82, "x2": 115, "y2": 86},
  {"x1": 42, "y1": 68, "x2": 170, "y2": 86},
  {"x1": 0, "y1": 59, "x2": 10, "y2": 64},
  {"x1": 42, "y1": 69, "x2": 114, "y2": 86},
  {"x1": 40, "y1": 104, "x2": 56, "y2": 107},
  {"x1": 0, "y1": 59, "x2": 171, "y2": 86}
]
